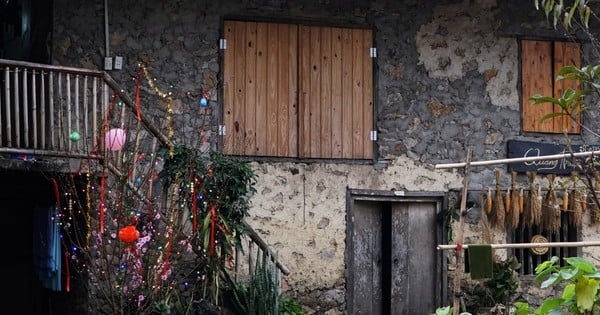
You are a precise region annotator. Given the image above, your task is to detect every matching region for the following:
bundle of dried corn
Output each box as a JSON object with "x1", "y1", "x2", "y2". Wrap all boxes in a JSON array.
[
  {"x1": 523, "y1": 171, "x2": 542, "y2": 227},
  {"x1": 491, "y1": 169, "x2": 505, "y2": 228},
  {"x1": 542, "y1": 174, "x2": 561, "y2": 233},
  {"x1": 479, "y1": 191, "x2": 493, "y2": 244},
  {"x1": 507, "y1": 171, "x2": 520, "y2": 229},
  {"x1": 570, "y1": 173, "x2": 583, "y2": 227}
]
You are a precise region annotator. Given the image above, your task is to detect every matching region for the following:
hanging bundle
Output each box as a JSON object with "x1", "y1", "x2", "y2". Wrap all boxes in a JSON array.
[
  {"x1": 492, "y1": 169, "x2": 505, "y2": 228},
  {"x1": 507, "y1": 171, "x2": 520, "y2": 229},
  {"x1": 542, "y1": 174, "x2": 561, "y2": 233},
  {"x1": 570, "y1": 173, "x2": 583, "y2": 228},
  {"x1": 591, "y1": 172, "x2": 600, "y2": 225},
  {"x1": 523, "y1": 171, "x2": 542, "y2": 227}
]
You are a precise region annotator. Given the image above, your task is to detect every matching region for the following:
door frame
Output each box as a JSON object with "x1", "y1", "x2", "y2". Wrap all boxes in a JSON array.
[{"x1": 345, "y1": 188, "x2": 449, "y2": 314}]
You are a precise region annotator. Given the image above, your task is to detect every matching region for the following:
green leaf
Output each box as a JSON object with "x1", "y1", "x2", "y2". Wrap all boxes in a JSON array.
[
  {"x1": 538, "y1": 297, "x2": 565, "y2": 313},
  {"x1": 541, "y1": 273, "x2": 561, "y2": 288},
  {"x1": 565, "y1": 256, "x2": 597, "y2": 273},
  {"x1": 575, "y1": 276, "x2": 599, "y2": 312}
]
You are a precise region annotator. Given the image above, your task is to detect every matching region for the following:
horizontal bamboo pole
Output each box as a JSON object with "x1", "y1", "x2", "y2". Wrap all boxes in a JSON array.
[
  {"x1": 437, "y1": 240, "x2": 600, "y2": 251},
  {"x1": 435, "y1": 150, "x2": 600, "y2": 169}
]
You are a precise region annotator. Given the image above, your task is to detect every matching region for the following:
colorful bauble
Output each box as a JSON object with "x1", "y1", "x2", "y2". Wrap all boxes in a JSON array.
[
  {"x1": 105, "y1": 128, "x2": 127, "y2": 151},
  {"x1": 69, "y1": 131, "x2": 81, "y2": 142},
  {"x1": 118, "y1": 225, "x2": 140, "y2": 243}
]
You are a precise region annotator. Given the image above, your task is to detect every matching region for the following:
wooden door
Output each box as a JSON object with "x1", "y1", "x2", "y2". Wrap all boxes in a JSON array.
[{"x1": 348, "y1": 199, "x2": 441, "y2": 315}]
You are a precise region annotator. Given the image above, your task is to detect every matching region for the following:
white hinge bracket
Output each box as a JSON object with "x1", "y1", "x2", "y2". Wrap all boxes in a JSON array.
[
  {"x1": 219, "y1": 39, "x2": 227, "y2": 50},
  {"x1": 370, "y1": 130, "x2": 377, "y2": 141},
  {"x1": 370, "y1": 47, "x2": 377, "y2": 58},
  {"x1": 218, "y1": 125, "x2": 226, "y2": 135}
]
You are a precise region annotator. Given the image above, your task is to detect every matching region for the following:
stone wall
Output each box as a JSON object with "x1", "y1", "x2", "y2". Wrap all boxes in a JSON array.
[{"x1": 51, "y1": 0, "x2": 600, "y2": 313}]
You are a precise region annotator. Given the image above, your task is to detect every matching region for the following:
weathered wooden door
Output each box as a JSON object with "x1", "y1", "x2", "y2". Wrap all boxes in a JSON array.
[{"x1": 347, "y1": 193, "x2": 444, "y2": 315}]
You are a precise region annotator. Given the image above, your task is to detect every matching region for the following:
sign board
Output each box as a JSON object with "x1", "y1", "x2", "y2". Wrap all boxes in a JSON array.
[{"x1": 507, "y1": 140, "x2": 600, "y2": 174}]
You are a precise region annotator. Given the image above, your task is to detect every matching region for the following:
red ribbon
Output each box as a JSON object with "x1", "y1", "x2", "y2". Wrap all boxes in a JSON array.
[
  {"x1": 162, "y1": 230, "x2": 172, "y2": 277},
  {"x1": 135, "y1": 69, "x2": 143, "y2": 121},
  {"x1": 51, "y1": 178, "x2": 61, "y2": 211},
  {"x1": 64, "y1": 250, "x2": 71, "y2": 292},
  {"x1": 126, "y1": 153, "x2": 145, "y2": 179},
  {"x1": 192, "y1": 185, "x2": 197, "y2": 232},
  {"x1": 209, "y1": 204, "x2": 217, "y2": 256},
  {"x1": 100, "y1": 174, "x2": 105, "y2": 233}
]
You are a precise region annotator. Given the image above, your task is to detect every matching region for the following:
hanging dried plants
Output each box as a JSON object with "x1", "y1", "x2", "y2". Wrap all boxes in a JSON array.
[
  {"x1": 570, "y1": 173, "x2": 583, "y2": 227},
  {"x1": 523, "y1": 171, "x2": 542, "y2": 227},
  {"x1": 542, "y1": 174, "x2": 561, "y2": 233},
  {"x1": 491, "y1": 169, "x2": 505, "y2": 228},
  {"x1": 507, "y1": 171, "x2": 520, "y2": 230}
]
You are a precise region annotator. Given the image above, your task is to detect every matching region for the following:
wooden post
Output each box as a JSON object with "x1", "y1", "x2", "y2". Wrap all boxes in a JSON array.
[{"x1": 452, "y1": 147, "x2": 472, "y2": 315}]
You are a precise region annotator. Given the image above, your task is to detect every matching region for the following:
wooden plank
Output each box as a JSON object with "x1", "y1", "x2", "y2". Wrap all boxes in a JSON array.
[
  {"x1": 255, "y1": 22, "x2": 268, "y2": 156},
  {"x1": 331, "y1": 27, "x2": 343, "y2": 158},
  {"x1": 352, "y1": 30, "x2": 365, "y2": 157},
  {"x1": 266, "y1": 23, "x2": 279, "y2": 156},
  {"x1": 320, "y1": 27, "x2": 332, "y2": 158},
  {"x1": 244, "y1": 22, "x2": 257, "y2": 155},
  {"x1": 233, "y1": 21, "x2": 247, "y2": 155},
  {"x1": 309, "y1": 26, "x2": 321, "y2": 157},
  {"x1": 391, "y1": 203, "x2": 409, "y2": 315},
  {"x1": 361, "y1": 29, "x2": 374, "y2": 159},
  {"x1": 22, "y1": 68, "x2": 28, "y2": 147},
  {"x1": 287, "y1": 24, "x2": 299, "y2": 157},
  {"x1": 522, "y1": 40, "x2": 554, "y2": 133},
  {"x1": 554, "y1": 41, "x2": 581, "y2": 134},
  {"x1": 406, "y1": 203, "x2": 437, "y2": 314},
  {"x1": 351, "y1": 200, "x2": 382, "y2": 314},
  {"x1": 40, "y1": 71, "x2": 46, "y2": 149},
  {"x1": 276, "y1": 23, "x2": 293, "y2": 157},
  {"x1": 222, "y1": 21, "x2": 236, "y2": 154},
  {"x1": 341, "y1": 28, "x2": 353, "y2": 158},
  {"x1": 299, "y1": 26, "x2": 311, "y2": 158},
  {"x1": 32, "y1": 70, "x2": 38, "y2": 148}
]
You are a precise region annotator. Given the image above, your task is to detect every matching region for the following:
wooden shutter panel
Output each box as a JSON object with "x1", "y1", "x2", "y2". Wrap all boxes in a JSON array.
[
  {"x1": 521, "y1": 40, "x2": 581, "y2": 134},
  {"x1": 522, "y1": 40, "x2": 554, "y2": 133},
  {"x1": 223, "y1": 21, "x2": 298, "y2": 156},
  {"x1": 299, "y1": 26, "x2": 373, "y2": 159},
  {"x1": 553, "y1": 41, "x2": 581, "y2": 134}
]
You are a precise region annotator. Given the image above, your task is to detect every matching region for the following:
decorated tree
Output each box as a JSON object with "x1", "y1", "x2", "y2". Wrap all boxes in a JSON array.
[{"x1": 53, "y1": 65, "x2": 257, "y2": 314}]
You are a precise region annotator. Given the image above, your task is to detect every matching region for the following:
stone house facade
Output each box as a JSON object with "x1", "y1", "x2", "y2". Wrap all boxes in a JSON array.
[{"x1": 4, "y1": 0, "x2": 600, "y2": 314}]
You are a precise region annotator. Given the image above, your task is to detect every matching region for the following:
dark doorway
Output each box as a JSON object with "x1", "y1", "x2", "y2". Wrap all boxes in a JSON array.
[
  {"x1": 346, "y1": 190, "x2": 447, "y2": 315},
  {"x1": 0, "y1": 169, "x2": 85, "y2": 314}
]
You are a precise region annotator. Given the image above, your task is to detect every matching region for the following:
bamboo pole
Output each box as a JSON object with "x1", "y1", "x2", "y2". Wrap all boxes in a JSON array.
[
  {"x1": 437, "y1": 240, "x2": 600, "y2": 250},
  {"x1": 435, "y1": 150, "x2": 600, "y2": 169},
  {"x1": 452, "y1": 147, "x2": 472, "y2": 315}
]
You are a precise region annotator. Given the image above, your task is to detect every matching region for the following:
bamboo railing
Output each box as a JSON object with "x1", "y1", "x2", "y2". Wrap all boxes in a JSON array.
[{"x1": 0, "y1": 58, "x2": 289, "y2": 280}]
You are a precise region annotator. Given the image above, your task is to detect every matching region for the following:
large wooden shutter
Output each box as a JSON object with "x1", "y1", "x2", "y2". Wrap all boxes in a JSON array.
[
  {"x1": 223, "y1": 21, "x2": 373, "y2": 159},
  {"x1": 223, "y1": 21, "x2": 298, "y2": 156},
  {"x1": 521, "y1": 40, "x2": 581, "y2": 133},
  {"x1": 299, "y1": 26, "x2": 373, "y2": 159}
]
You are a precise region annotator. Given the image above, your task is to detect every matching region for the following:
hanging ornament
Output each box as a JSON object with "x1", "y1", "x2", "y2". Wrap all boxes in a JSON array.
[
  {"x1": 199, "y1": 97, "x2": 207, "y2": 107},
  {"x1": 69, "y1": 131, "x2": 81, "y2": 142},
  {"x1": 135, "y1": 178, "x2": 142, "y2": 187},
  {"x1": 105, "y1": 128, "x2": 127, "y2": 151},
  {"x1": 118, "y1": 225, "x2": 140, "y2": 243}
]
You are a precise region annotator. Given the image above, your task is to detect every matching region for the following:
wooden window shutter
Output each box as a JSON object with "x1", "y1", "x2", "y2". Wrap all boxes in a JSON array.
[
  {"x1": 553, "y1": 41, "x2": 581, "y2": 134},
  {"x1": 222, "y1": 21, "x2": 298, "y2": 157},
  {"x1": 521, "y1": 40, "x2": 581, "y2": 133},
  {"x1": 299, "y1": 26, "x2": 373, "y2": 159}
]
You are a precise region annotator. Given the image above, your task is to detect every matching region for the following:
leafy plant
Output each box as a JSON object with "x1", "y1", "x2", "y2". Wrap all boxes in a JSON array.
[
  {"x1": 222, "y1": 249, "x2": 281, "y2": 315},
  {"x1": 280, "y1": 296, "x2": 306, "y2": 315},
  {"x1": 521, "y1": 256, "x2": 600, "y2": 314},
  {"x1": 431, "y1": 306, "x2": 472, "y2": 315},
  {"x1": 465, "y1": 256, "x2": 521, "y2": 309}
]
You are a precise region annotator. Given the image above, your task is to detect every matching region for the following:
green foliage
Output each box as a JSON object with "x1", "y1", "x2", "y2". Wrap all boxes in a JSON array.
[
  {"x1": 521, "y1": 256, "x2": 600, "y2": 314},
  {"x1": 533, "y1": 0, "x2": 591, "y2": 30},
  {"x1": 223, "y1": 249, "x2": 282, "y2": 315},
  {"x1": 430, "y1": 306, "x2": 472, "y2": 315},
  {"x1": 466, "y1": 257, "x2": 521, "y2": 308},
  {"x1": 280, "y1": 296, "x2": 306, "y2": 315}
]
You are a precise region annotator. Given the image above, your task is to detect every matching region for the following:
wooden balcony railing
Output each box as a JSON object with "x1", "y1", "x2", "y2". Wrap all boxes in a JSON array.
[{"x1": 0, "y1": 58, "x2": 289, "y2": 281}]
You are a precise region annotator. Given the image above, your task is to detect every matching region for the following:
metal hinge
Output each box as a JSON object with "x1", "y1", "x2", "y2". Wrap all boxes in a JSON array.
[
  {"x1": 370, "y1": 47, "x2": 377, "y2": 58},
  {"x1": 219, "y1": 39, "x2": 227, "y2": 50},
  {"x1": 370, "y1": 130, "x2": 377, "y2": 141},
  {"x1": 218, "y1": 125, "x2": 226, "y2": 135}
]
